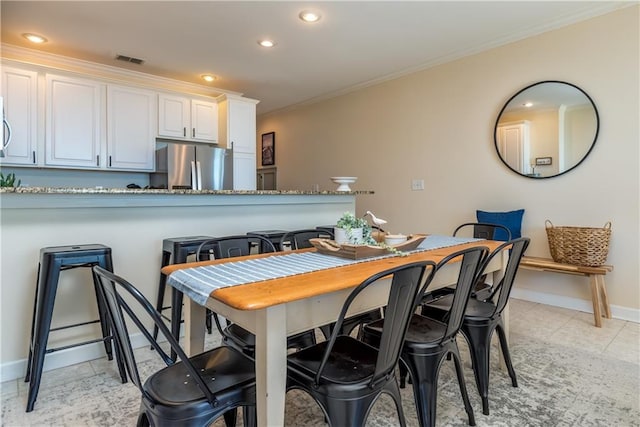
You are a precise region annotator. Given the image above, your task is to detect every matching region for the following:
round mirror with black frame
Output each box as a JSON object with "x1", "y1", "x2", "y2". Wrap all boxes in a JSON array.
[{"x1": 494, "y1": 81, "x2": 599, "y2": 179}]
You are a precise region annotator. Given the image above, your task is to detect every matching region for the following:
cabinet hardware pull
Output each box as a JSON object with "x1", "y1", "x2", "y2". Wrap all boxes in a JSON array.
[
  {"x1": 192, "y1": 128, "x2": 195, "y2": 138},
  {"x1": 183, "y1": 127, "x2": 186, "y2": 137},
  {"x1": 32, "y1": 151, "x2": 36, "y2": 164},
  {"x1": 109, "y1": 156, "x2": 112, "y2": 167},
  {"x1": 97, "y1": 155, "x2": 100, "y2": 166}
]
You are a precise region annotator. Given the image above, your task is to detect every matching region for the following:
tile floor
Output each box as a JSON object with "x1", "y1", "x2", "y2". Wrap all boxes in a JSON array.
[{"x1": 1, "y1": 299, "x2": 639, "y2": 426}]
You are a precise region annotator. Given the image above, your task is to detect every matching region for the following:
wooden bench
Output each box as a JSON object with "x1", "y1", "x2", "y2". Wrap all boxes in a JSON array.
[{"x1": 519, "y1": 256, "x2": 613, "y2": 327}]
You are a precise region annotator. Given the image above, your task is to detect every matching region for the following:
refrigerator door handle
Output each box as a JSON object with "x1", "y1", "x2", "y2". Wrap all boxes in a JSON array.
[
  {"x1": 190, "y1": 160, "x2": 197, "y2": 190},
  {"x1": 196, "y1": 161, "x2": 203, "y2": 190}
]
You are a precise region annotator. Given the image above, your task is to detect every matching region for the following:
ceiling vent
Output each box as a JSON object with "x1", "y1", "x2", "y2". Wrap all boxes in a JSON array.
[{"x1": 115, "y1": 54, "x2": 145, "y2": 65}]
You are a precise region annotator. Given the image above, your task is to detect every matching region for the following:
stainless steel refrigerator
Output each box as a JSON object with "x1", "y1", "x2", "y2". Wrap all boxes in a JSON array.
[{"x1": 150, "y1": 142, "x2": 233, "y2": 190}]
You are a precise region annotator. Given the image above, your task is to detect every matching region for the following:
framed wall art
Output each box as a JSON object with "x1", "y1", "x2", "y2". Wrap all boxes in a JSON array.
[
  {"x1": 535, "y1": 157, "x2": 552, "y2": 166},
  {"x1": 261, "y1": 132, "x2": 275, "y2": 166}
]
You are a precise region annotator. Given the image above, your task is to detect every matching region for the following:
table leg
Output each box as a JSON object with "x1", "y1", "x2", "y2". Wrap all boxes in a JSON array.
[
  {"x1": 183, "y1": 298, "x2": 206, "y2": 356},
  {"x1": 589, "y1": 274, "x2": 602, "y2": 327},
  {"x1": 254, "y1": 305, "x2": 287, "y2": 427}
]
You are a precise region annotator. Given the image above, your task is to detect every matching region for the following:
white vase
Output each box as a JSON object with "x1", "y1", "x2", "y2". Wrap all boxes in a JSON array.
[{"x1": 334, "y1": 227, "x2": 364, "y2": 245}]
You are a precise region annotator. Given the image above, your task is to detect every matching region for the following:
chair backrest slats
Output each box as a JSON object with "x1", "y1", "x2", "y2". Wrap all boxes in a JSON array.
[
  {"x1": 93, "y1": 266, "x2": 218, "y2": 405},
  {"x1": 280, "y1": 229, "x2": 334, "y2": 250},
  {"x1": 436, "y1": 247, "x2": 490, "y2": 341},
  {"x1": 453, "y1": 222, "x2": 512, "y2": 242},
  {"x1": 372, "y1": 264, "x2": 436, "y2": 385},
  {"x1": 197, "y1": 235, "x2": 276, "y2": 261},
  {"x1": 314, "y1": 261, "x2": 435, "y2": 387},
  {"x1": 481, "y1": 237, "x2": 530, "y2": 316}
]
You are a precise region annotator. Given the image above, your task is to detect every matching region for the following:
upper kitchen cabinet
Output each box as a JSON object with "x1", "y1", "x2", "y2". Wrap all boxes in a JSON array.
[
  {"x1": 158, "y1": 93, "x2": 218, "y2": 143},
  {"x1": 217, "y1": 94, "x2": 259, "y2": 153},
  {"x1": 217, "y1": 94, "x2": 259, "y2": 190},
  {"x1": 1, "y1": 66, "x2": 39, "y2": 166},
  {"x1": 107, "y1": 85, "x2": 157, "y2": 171},
  {"x1": 45, "y1": 73, "x2": 103, "y2": 168}
]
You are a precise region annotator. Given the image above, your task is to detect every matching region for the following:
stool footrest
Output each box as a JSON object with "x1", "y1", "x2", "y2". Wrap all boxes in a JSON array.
[
  {"x1": 45, "y1": 335, "x2": 114, "y2": 354},
  {"x1": 49, "y1": 318, "x2": 101, "y2": 332}
]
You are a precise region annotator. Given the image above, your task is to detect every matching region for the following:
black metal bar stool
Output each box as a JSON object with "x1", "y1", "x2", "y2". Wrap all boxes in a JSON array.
[
  {"x1": 246, "y1": 230, "x2": 288, "y2": 251},
  {"x1": 153, "y1": 236, "x2": 216, "y2": 350},
  {"x1": 25, "y1": 244, "x2": 127, "y2": 412}
]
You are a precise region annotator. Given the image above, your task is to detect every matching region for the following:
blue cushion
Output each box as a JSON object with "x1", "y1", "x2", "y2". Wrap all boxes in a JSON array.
[{"x1": 476, "y1": 209, "x2": 524, "y2": 241}]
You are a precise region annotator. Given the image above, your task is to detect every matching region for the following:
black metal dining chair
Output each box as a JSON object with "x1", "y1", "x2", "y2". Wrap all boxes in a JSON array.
[
  {"x1": 286, "y1": 260, "x2": 436, "y2": 427},
  {"x1": 279, "y1": 228, "x2": 334, "y2": 250},
  {"x1": 196, "y1": 235, "x2": 317, "y2": 355},
  {"x1": 453, "y1": 222, "x2": 512, "y2": 241},
  {"x1": 362, "y1": 246, "x2": 489, "y2": 427},
  {"x1": 421, "y1": 237, "x2": 530, "y2": 416},
  {"x1": 93, "y1": 266, "x2": 256, "y2": 427},
  {"x1": 453, "y1": 222, "x2": 513, "y2": 299},
  {"x1": 426, "y1": 222, "x2": 512, "y2": 303}
]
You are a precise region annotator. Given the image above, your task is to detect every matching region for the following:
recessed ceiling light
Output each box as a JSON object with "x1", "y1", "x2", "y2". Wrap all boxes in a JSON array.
[
  {"x1": 299, "y1": 10, "x2": 321, "y2": 23},
  {"x1": 258, "y1": 39, "x2": 275, "y2": 48},
  {"x1": 23, "y1": 33, "x2": 47, "y2": 44},
  {"x1": 201, "y1": 74, "x2": 216, "y2": 82}
]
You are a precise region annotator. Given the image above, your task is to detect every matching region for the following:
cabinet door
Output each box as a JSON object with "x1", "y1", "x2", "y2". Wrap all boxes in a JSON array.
[
  {"x1": 45, "y1": 74, "x2": 103, "y2": 168},
  {"x1": 233, "y1": 151, "x2": 256, "y2": 190},
  {"x1": 191, "y1": 99, "x2": 218, "y2": 142},
  {"x1": 158, "y1": 93, "x2": 189, "y2": 139},
  {"x1": 1, "y1": 67, "x2": 38, "y2": 166},
  {"x1": 107, "y1": 85, "x2": 156, "y2": 171},
  {"x1": 228, "y1": 99, "x2": 256, "y2": 153}
]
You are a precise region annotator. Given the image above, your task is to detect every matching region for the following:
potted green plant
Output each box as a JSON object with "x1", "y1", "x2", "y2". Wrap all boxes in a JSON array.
[
  {"x1": 334, "y1": 212, "x2": 372, "y2": 245},
  {"x1": 0, "y1": 172, "x2": 21, "y2": 188}
]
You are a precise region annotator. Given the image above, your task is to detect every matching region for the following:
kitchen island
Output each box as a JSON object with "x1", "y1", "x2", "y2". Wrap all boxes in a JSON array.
[{"x1": 0, "y1": 187, "x2": 372, "y2": 381}]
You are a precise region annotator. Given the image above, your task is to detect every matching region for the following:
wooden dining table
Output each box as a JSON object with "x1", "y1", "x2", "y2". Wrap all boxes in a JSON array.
[{"x1": 163, "y1": 237, "x2": 506, "y2": 427}]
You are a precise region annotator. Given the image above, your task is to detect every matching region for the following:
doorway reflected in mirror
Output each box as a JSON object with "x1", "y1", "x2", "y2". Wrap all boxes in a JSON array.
[{"x1": 494, "y1": 81, "x2": 599, "y2": 179}]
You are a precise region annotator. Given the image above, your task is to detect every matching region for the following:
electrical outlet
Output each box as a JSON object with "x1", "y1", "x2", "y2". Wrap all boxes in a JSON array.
[{"x1": 411, "y1": 179, "x2": 424, "y2": 191}]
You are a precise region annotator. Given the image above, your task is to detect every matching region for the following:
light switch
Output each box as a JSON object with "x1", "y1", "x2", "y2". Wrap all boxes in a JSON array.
[{"x1": 411, "y1": 179, "x2": 424, "y2": 191}]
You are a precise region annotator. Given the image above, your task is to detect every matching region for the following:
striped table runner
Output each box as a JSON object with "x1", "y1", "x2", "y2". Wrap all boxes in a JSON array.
[{"x1": 167, "y1": 234, "x2": 481, "y2": 305}]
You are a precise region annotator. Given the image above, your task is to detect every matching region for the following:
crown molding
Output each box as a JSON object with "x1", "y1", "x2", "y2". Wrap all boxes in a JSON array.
[
  {"x1": 1, "y1": 44, "x2": 244, "y2": 98},
  {"x1": 216, "y1": 93, "x2": 260, "y2": 105}
]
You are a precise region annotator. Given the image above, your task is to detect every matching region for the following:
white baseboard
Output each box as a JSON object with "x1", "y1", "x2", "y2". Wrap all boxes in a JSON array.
[
  {"x1": 1, "y1": 332, "x2": 152, "y2": 383},
  {"x1": 511, "y1": 288, "x2": 640, "y2": 323}
]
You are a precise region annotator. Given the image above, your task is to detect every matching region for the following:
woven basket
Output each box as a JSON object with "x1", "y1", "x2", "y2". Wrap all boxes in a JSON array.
[{"x1": 545, "y1": 220, "x2": 612, "y2": 267}]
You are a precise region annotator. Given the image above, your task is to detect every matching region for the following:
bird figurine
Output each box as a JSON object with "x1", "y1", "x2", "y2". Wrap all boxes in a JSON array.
[{"x1": 365, "y1": 211, "x2": 388, "y2": 228}]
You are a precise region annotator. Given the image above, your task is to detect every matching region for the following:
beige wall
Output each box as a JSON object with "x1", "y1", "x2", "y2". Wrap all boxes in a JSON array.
[{"x1": 258, "y1": 7, "x2": 640, "y2": 316}]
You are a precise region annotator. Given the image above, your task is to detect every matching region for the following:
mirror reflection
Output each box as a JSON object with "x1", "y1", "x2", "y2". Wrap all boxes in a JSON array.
[{"x1": 494, "y1": 81, "x2": 599, "y2": 179}]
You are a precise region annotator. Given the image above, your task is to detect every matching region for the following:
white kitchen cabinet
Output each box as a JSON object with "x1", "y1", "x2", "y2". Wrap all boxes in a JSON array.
[
  {"x1": 45, "y1": 74, "x2": 103, "y2": 168},
  {"x1": 107, "y1": 85, "x2": 156, "y2": 171},
  {"x1": 157, "y1": 93, "x2": 189, "y2": 139},
  {"x1": 1, "y1": 66, "x2": 38, "y2": 166},
  {"x1": 158, "y1": 93, "x2": 217, "y2": 142},
  {"x1": 191, "y1": 99, "x2": 218, "y2": 141},
  {"x1": 233, "y1": 151, "x2": 257, "y2": 190},
  {"x1": 217, "y1": 94, "x2": 258, "y2": 153},
  {"x1": 218, "y1": 94, "x2": 259, "y2": 190}
]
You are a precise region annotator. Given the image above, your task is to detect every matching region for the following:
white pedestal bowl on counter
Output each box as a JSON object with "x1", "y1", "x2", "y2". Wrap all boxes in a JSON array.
[{"x1": 330, "y1": 177, "x2": 357, "y2": 192}]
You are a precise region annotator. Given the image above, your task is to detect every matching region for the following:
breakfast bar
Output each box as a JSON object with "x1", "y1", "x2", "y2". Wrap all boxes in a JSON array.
[{"x1": 0, "y1": 187, "x2": 371, "y2": 382}]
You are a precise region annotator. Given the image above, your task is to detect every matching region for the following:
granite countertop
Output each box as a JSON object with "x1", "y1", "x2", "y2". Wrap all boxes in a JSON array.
[{"x1": 0, "y1": 187, "x2": 373, "y2": 195}]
